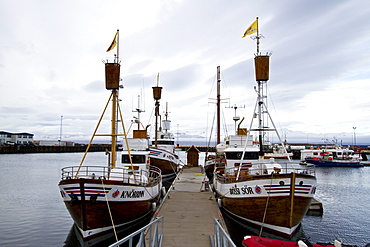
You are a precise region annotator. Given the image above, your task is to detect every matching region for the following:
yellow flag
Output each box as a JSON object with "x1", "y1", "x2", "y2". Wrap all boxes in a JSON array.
[
  {"x1": 242, "y1": 19, "x2": 258, "y2": 38},
  {"x1": 106, "y1": 31, "x2": 118, "y2": 52}
]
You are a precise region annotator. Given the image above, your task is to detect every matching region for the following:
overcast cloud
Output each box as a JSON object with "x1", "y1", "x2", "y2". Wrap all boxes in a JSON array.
[{"x1": 1, "y1": 0, "x2": 370, "y2": 145}]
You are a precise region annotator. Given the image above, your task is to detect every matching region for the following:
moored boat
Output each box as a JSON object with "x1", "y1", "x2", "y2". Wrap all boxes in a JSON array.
[
  {"x1": 302, "y1": 146, "x2": 363, "y2": 167},
  {"x1": 149, "y1": 82, "x2": 181, "y2": 183},
  {"x1": 58, "y1": 33, "x2": 162, "y2": 240},
  {"x1": 305, "y1": 156, "x2": 363, "y2": 167},
  {"x1": 213, "y1": 18, "x2": 317, "y2": 238},
  {"x1": 264, "y1": 144, "x2": 293, "y2": 160}
]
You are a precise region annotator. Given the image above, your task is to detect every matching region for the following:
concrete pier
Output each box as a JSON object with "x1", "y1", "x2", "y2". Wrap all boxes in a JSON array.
[{"x1": 155, "y1": 166, "x2": 225, "y2": 247}]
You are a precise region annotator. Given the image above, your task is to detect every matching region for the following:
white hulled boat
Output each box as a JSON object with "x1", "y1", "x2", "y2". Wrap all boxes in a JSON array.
[{"x1": 149, "y1": 83, "x2": 181, "y2": 182}]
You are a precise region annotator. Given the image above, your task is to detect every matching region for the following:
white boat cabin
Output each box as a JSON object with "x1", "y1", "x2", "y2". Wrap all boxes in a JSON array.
[{"x1": 300, "y1": 147, "x2": 360, "y2": 161}]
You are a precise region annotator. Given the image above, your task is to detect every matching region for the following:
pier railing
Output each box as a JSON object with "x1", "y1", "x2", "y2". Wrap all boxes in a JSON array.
[
  {"x1": 108, "y1": 216, "x2": 164, "y2": 247},
  {"x1": 211, "y1": 218, "x2": 237, "y2": 247}
]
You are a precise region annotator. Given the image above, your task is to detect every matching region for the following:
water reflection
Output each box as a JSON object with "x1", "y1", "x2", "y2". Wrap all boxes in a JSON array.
[
  {"x1": 64, "y1": 213, "x2": 152, "y2": 247},
  {"x1": 221, "y1": 207, "x2": 309, "y2": 247}
]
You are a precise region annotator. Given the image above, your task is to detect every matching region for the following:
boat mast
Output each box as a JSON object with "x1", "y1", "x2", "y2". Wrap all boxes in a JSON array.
[
  {"x1": 252, "y1": 17, "x2": 269, "y2": 156},
  {"x1": 248, "y1": 19, "x2": 290, "y2": 159},
  {"x1": 152, "y1": 73, "x2": 162, "y2": 148},
  {"x1": 105, "y1": 30, "x2": 121, "y2": 167},
  {"x1": 216, "y1": 66, "x2": 221, "y2": 144},
  {"x1": 133, "y1": 93, "x2": 145, "y2": 130}
]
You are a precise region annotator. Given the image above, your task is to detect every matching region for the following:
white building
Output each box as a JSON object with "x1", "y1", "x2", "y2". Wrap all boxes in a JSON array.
[{"x1": 0, "y1": 131, "x2": 34, "y2": 145}]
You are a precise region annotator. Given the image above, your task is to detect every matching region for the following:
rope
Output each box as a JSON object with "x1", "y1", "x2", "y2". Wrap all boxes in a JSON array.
[
  {"x1": 259, "y1": 172, "x2": 274, "y2": 237},
  {"x1": 101, "y1": 178, "x2": 118, "y2": 242}
]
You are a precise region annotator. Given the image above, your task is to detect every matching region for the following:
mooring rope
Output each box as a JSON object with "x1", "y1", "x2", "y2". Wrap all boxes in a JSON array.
[
  {"x1": 259, "y1": 172, "x2": 274, "y2": 237},
  {"x1": 101, "y1": 178, "x2": 118, "y2": 242}
]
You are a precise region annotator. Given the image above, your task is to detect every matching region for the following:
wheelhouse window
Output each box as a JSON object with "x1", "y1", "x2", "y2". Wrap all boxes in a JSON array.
[
  {"x1": 225, "y1": 151, "x2": 259, "y2": 160},
  {"x1": 151, "y1": 140, "x2": 174, "y2": 145},
  {"x1": 122, "y1": 154, "x2": 146, "y2": 164}
]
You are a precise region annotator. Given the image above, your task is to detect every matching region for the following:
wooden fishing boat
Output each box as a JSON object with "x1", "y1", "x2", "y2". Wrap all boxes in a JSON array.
[
  {"x1": 58, "y1": 33, "x2": 162, "y2": 240},
  {"x1": 213, "y1": 19, "x2": 317, "y2": 238},
  {"x1": 149, "y1": 83, "x2": 181, "y2": 182}
]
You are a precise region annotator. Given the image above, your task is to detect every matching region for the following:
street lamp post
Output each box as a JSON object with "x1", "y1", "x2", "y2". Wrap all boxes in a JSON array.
[
  {"x1": 59, "y1": 115, "x2": 63, "y2": 146},
  {"x1": 353, "y1": 127, "x2": 357, "y2": 146}
]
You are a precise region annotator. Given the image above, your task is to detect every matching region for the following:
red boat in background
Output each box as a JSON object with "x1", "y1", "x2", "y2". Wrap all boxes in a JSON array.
[{"x1": 242, "y1": 235, "x2": 348, "y2": 247}]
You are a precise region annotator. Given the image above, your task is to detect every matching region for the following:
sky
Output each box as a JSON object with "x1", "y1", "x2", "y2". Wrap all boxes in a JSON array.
[{"x1": 1, "y1": 0, "x2": 370, "y2": 145}]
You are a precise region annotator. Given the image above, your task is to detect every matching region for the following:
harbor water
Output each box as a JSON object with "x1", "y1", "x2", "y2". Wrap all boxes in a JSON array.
[{"x1": 0, "y1": 152, "x2": 369, "y2": 246}]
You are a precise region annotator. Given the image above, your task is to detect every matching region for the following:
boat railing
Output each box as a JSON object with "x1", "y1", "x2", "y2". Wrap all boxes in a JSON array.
[
  {"x1": 60, "y1": 165, "x2": 161, "y2": 185},
  {"x1": 108, "y1": 216, "x2": 164, "y2": 247},
  {"x1": 211, "y1": 218, "x2": 237, "y2": 247},
  {"x1": 216, "y1": 165, "x2": 315, "y2": 183}
]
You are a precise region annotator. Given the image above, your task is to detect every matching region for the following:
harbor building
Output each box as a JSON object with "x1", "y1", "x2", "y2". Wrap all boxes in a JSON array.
[{"x1": 0, "y1": 131, "x2": 34, "y2": 145}]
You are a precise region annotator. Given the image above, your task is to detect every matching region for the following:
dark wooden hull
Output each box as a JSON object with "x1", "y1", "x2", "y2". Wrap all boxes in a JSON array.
[
  {"x1": 59, "y1": 178, "x2": 161, "y2": 239},
  {"x1": 221, "y1": 194, "x2": 312, "y2": 235},
  {"x1": 214, "y1": 173, "x2": 316, "y2": 237}
]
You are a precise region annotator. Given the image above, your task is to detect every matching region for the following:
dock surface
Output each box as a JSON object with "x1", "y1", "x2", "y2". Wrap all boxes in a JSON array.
[{"x1": 156, "y1": 166, "x2": 223, "y2": 247}]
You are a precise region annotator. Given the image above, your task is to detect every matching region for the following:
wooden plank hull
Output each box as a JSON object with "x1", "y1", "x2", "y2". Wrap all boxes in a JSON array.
[
  {"x1": 214, "y1": 173, "x2": 316, "y2": 237},
  {"x1": 59, "y1": 178, "x2": 161, "y2": 239}
]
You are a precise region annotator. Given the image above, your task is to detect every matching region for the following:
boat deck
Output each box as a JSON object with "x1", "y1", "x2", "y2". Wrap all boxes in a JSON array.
[{"x1": 155, "y1": 166, "x2": 225, "y2": 247}]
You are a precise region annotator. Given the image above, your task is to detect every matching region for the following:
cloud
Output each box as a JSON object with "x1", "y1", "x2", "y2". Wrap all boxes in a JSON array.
[{"x1": 1, "y1": 0, "x2": 370, "y2": 145}]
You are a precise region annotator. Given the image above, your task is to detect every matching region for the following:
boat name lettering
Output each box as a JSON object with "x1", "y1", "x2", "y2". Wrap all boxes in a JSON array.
[
  {"x1": 229, "y1": 186, "x2": 240, "y2": 195},
  {"x1": 120, "y1": 190, "x2": 145, "y2": 198},
  {"x1": 230, "y1": 185, "x2": 254, "y2": 195},
  {"x1": 241, "y1": 186, "x2": 254, "y2": 195}
]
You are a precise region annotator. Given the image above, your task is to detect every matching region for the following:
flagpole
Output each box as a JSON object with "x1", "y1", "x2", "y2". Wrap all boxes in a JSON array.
[
  {"x1": 256, "y1": 17, "x2": 259, "y2": 54},
  {"x1": 116, "y1": 29, "x2": 119, "y2": 62}
]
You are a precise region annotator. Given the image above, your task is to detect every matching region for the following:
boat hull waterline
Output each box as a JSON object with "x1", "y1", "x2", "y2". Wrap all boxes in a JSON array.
[
  {"x1": 59, "y1": 166, "x2": 162, "y2": 240},
  {"x1": 214, "y1": 171, "x2": 316, "y2": 237},
  {"x1": 305, "y1": 157, "x2": 363, "y2": 167}
]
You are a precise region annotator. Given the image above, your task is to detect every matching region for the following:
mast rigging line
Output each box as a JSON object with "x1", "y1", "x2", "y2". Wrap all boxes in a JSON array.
[{"x1": 265, "y1": 84, "x2": 285, "y2": 144}]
